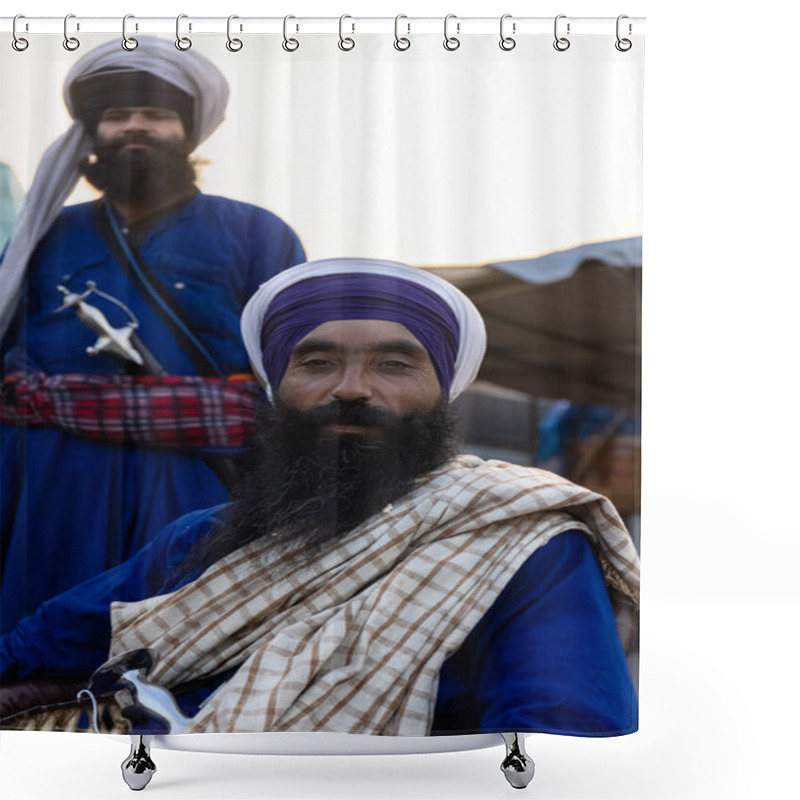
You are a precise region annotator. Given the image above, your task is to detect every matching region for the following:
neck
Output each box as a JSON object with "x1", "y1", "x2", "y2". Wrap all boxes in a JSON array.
[{"x1": 108, "y1": 185, "x2": 196, "y2": 224}]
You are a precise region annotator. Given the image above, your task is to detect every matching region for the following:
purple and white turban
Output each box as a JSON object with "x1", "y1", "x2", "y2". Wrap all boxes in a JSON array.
[{"x1": 241, "y1": 258, "x2": 486, "y2": 402}]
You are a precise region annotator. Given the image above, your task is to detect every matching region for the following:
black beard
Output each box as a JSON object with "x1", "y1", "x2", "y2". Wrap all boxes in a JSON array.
[
  {"x1": 80, "y1": 134, "x2": 196, "y2": 207},
  {"x1": 178, "y1": 399, "x2": 459, "y2": 579}
]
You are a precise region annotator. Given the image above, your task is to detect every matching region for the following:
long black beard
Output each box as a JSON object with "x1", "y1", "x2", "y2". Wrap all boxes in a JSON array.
[
  {"x1": 179, "y1": 399, "x2": 459, "y2": 578},
  {"x1": 80, "y1": 134, "x2": 196, "y2": 207}
]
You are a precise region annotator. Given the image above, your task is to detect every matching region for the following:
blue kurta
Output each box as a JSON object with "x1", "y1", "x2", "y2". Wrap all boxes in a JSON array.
[
  {"x1": 0, "y1": 506, "x2": 637, "y2": 736},
  {"x1": 1, "y1": 193, "x2": 305, "y2": 630}
]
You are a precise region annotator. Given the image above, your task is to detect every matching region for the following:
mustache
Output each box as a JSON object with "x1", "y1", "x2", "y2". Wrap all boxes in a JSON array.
[
  {"x1": 281, "y1": 400, "x2": 405, "y2": 430},
  {"x1": 94, "y1": 134, "x2": 190, "y2": 158}
]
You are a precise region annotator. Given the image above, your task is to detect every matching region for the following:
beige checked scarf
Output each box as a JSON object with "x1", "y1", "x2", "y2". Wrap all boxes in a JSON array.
[{"x1": 109, "y1": 455, "x2": 640, "y2": 735}]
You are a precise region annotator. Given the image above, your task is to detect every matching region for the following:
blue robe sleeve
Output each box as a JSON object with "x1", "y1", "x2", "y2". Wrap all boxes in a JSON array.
[
  {"x1": 433, "y1": 531, "x2": 638, "y2": 736},
  {"x1": 0, "y1": 505, "x2": 224, "y2": 682}
]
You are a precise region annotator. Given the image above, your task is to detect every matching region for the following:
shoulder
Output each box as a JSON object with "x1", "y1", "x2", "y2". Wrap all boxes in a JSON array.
[
  {"x1": 154, "y1": 503, "x2": 232, "y2": 586},
  {"x1": 439, "y1": 454, "x2": 571, "y2": 483},
  {"x1": 191, "y1": 193, "x2": 299, "y2": 233},
  {"x1": 160, "y1": 503, "x2": 231, "y2": 551},
  {"x1": 432, "y1": 454, "x2": 588, "y2": 500},
  {"x1": 40, "y1": 201, "x2": 96, "y2": 236},
  {"x1": 28, "y1": 201, "x2": 104, "y2": 263},
  {"x1": 56, "y1": 200, "x2": 96, "y2": 219}
]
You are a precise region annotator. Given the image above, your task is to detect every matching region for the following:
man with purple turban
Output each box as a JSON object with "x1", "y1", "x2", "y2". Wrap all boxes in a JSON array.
[
  {"x1": 1, "y1": 259, "x2": 639, "y2": 749},
  {"x1": 0, "y1": 37, "x2": 306, "y2": 630}
]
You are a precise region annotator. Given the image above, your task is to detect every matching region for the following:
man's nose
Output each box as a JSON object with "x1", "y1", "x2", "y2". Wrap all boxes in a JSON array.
[
  {"x1": 331, "y1": 364, "x2": 373, "y2": 402},
  {"x1": 121, "y1": 113, "x2": 150, "y2": 132}
]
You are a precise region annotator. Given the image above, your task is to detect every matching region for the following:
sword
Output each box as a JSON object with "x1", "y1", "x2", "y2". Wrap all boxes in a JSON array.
[
  {"x1": 82, "y1": 649, "x2": 191, "y2": 734},
  {"x1": 56, "y1": 281, "x2": 166, "y2": 375}
]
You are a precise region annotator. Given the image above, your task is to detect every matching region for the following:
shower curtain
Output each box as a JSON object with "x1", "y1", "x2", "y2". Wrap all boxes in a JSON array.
[{"x1": 0, "y1": 16, "x2": 643, "y2": 740}]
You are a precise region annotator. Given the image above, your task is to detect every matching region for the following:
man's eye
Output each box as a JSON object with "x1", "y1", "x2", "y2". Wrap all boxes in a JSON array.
[
  {"x1": 379, "y1": 360, "x2": 411, "y2": 369},
  {"x1": 299, "y1": 359, "x2": 333, "y2": 367}
]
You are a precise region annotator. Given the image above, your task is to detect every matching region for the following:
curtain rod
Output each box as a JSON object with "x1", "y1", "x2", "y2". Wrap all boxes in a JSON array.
[{"x1": 1, "y1": 16, "x2": 646, "y2": 37}]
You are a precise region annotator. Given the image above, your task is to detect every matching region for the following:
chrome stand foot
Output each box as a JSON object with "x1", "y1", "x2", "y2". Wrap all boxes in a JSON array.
[
  {"x1": 500, "y1": 732, "x2": 535, "y2": 789},
  {"x1": 121, "y1": 735, "x2": 157, "y2": 791}
]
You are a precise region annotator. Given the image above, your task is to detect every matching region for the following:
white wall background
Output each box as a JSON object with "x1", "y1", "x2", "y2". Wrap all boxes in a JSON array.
[
  {"x1": 2, "y1": 2, "x2": 798, "y2": 799},
  {"x1": 0, "y1": 21, "x2": 642, "y2": 267}
]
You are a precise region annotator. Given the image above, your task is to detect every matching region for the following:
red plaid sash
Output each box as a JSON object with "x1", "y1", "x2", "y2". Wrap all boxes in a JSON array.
[{"x1": 0, "y1": 371, "x2": 261, "y2": 450}]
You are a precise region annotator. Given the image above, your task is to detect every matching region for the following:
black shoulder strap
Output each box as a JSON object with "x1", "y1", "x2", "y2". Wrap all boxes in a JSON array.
[{"x1": 91, "y1": 201, "x2": 223, "y2": 378}]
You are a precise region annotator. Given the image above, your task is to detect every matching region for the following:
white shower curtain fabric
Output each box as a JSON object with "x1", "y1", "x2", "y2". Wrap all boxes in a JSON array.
[{"x1": 0, "y1": 26, "x2": 643, "y2": 737}]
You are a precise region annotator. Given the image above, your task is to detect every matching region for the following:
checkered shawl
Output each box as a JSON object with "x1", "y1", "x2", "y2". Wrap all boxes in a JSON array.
[
  {"x1": 109, "y1": 455, "x2": 640, "y2": 735},
  {"x1": 0, "y1": 371, "x2": 260, "y2": 449}
]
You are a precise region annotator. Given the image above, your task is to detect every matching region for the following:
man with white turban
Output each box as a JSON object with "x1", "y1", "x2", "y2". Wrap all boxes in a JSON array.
[
  {"x1": 1, "y1": 259, "x2": 639, "y2": 743},
  {"x1": 0, "y1": 38, "x2": 305, "y2": 629}
]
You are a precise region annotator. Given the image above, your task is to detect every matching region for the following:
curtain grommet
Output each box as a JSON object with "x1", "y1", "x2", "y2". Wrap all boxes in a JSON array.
[
  {"x1": 338, "y1": 14, "x2": 355, "y2": 51},
  {"x1": 122, "y1": 14, "x2": 138, "y2": 51},
  {"x1": 499, "y1": 14, "x2": 516, "y2": 51},
  {"x1": 175, "y1": 14, "x2": 192, "y2": 51},
  {"x1": 63, "y1": 14, "x2": 80, "y2": 51},
  {"x1": 12, "y1": 15, "x2": 29, "y2": 51},
  {"x1": 443, "y1": 14, "x2": 460, "y2": 51},
  {"x1": 226, "y1": 15, "x2": 243, "y2": 52},
  {"x1": 553, "y1": 14, "x2": 571, "y2": 52}
]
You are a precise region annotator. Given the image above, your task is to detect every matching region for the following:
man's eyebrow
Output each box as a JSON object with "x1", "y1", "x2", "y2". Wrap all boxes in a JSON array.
[
  {"x1": 372, "y1": 340, "x2": 429, "y2": 359},
  {"x1": 290, "y1": 338, "x2": 338, "y2": 358}
]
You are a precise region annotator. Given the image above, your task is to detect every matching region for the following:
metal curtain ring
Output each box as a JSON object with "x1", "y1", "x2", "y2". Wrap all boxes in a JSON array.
[
  {"x1": 226, "y1": 15, "x2": 243, "y2": 51},
  {"x1": 553, "y1": 14, "x2": 570, "y2": 51},
  {"x1": 122, "y1": 14, "x2": 138, "y2": 50},
  {"x1": 394, "y1": 14, "x2": 410, "y2": 51},
  {"x1": 499, "y1": 13, "x2": 516, "y2": 51},
  {"x1": 175, "y1": 14, "x2": 192, "y2": 50},
  {"x1": 443, "y1": 14, "x2": 460, "y2": 51},
  {"x1": 615, "y1": 15, "x2": 632, "y2": 51},
  {"x1": 338, "y1": 14, "x2": 355, "y2": 51},
  {"x1": 63, "y1": 14, "x2": 80, "y2": 51},
  {"x1": 282, "y1": 15, "x2": 299, "y2": 52},
  {"x1": 12, "y1": 14, "x2": 29, "y2": 51}
]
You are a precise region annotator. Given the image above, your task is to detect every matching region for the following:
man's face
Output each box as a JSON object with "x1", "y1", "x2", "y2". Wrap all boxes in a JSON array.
[
  {"x1": 82, "y1": 105, "x2": 195, "y2": 207},
  {"x1": 96, "y1": 106, "x2": 186, "y2": 149},
  {"x1": 185, "y1": 321, "x2": 456, "y2": 573},
  {"x1": 278, "y1": 320, "x2": 442, "y2": 432}
]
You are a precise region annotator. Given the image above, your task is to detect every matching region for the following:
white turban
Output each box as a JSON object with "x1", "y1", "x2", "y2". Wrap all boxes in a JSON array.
[
  {"x1": 0, "y1": 36, "x2": 229, "y2": 339},
  {"x1": 241, "y1": 257, "x2": 487, "y2": 403}
]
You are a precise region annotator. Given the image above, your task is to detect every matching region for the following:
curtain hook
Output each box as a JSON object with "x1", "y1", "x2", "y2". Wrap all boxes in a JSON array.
[
  {"x1": 122, "y1": 14, "x2": 138, "y2": 50},
  {"x1": 63, "y1": 14, "x2": 80, "y2": 51},
  {"x1": 499, "y1": 14, "x2": 516, "y2": 51},
  {"x1": 443, "y1": 14, "x2": 460, "y2": 51},
  {"x1": 175, "y1": 13, "x2": 192, "y2": 51},
  {"x1": 553, "y1": 14, "x2": 570, "y2": 52},
  {"x1": 338, "y1": 14, "x2": 355, "y2": 51},
  {"x1": 12, "y1": 14, "x2": 29, "y2": 52},
  {"x1": 226, "y1": 15, "x2": 243, "y2": 51},
  {"x1": 282, "y1": 15, "x2": 299, "y2": 52},
  {"x1": 394, "y1": 14, "x2": 411, "y2": 51},
  {"x1": 615, "y1": 15, "x2": 632, "y2": 52}
]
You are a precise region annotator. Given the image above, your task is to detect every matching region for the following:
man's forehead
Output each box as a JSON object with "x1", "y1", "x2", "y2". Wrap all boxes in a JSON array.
[{"x1": 293, "y1": 320, "x2": 427, "y2": 353}]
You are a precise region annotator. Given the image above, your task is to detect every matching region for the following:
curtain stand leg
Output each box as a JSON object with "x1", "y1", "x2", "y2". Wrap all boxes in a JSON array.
[
  {"x1": 121, "y1": 735, "x2": 157, "y2": 791},
  {"x1": 500, "y1": 732, "x2": 535, "y2": 789}
]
